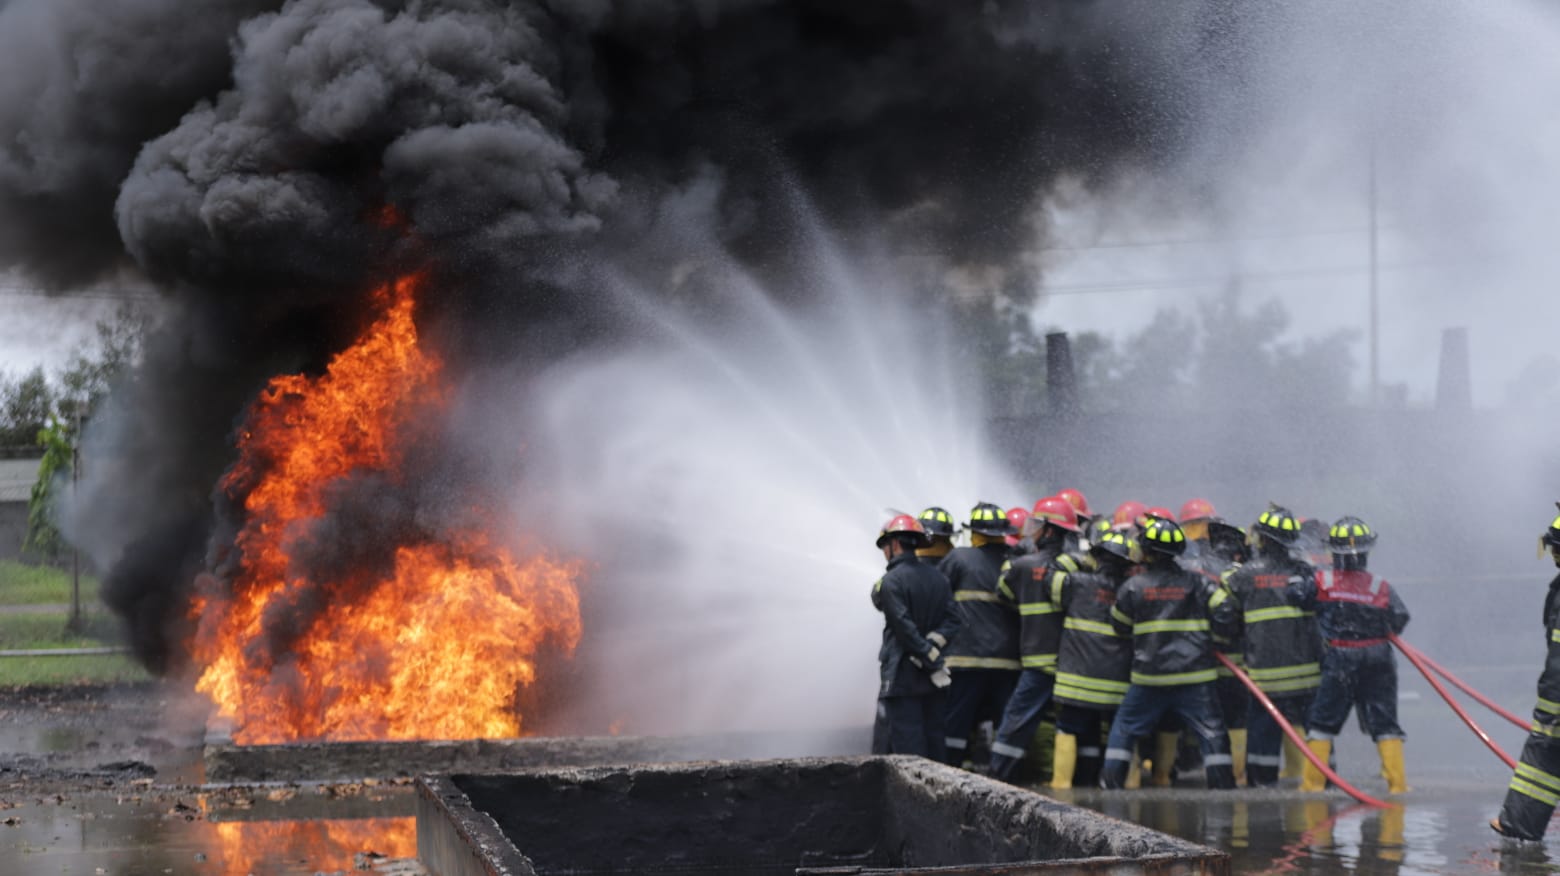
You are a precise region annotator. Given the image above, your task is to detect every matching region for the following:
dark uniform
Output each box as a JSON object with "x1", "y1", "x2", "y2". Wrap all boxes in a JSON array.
[
  {"x1": 1495, "y1": 567, "x2": 1560, "y2": 839},
  {"x1": 1102, "y1": 518, "x2": 1237, "y2": 789},
  {"x1": 1187, "y1": 529, "x2": 1250, "y2": 782},
  {"x1": 1224, "y1": 550, "x2": 1319, "y2": 785},
  {"x1": 1051, "y1": 554, "x2": 1133, "y2": 787},
  {"x1": 872, "y1": 552, "x2": 962, "y2": 759},
  {"x1": 1295, "y1": 569, "x2": 1409, "y2": 740},
  {"x1": 940, "y1": 537, "x2": 1021, "y2": 765},
  {"x1": 987, "y1": 535, "x2": 1068, "y2": 779}
]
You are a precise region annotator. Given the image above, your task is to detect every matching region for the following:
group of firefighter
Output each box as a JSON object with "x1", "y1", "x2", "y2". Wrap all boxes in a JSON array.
[
  {"x1": 875, "y1": 491, "x2": 1560, "y2": 840},
  {"x1": 870, "y1": 490, "x2": 1410, "y2": 795}
]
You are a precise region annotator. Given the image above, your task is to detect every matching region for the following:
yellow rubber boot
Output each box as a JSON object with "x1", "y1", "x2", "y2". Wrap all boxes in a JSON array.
[
  {"x1": 1280, "y1": 736, "x2": 1306, "y2": 779},
  {"x1": 1151, "y1": 732, "x2": 1179, "y2": 787},
  {"x1": 1125, "y1": 751, "x2": 1143, "y2": 789},
  {"x1": 1378, "y1": 803, "x2": 1405, "y2": 862},
  {"x1": 1229, "y1": 728, "x2": 1248, "y2": 787},
  {"x1": 1378, "y1": 738, "x2": 1409, "y2": 794},
  {"x1": 1300, "y1": 738, "x2": 1331, "y2": 792},
  {"x1": 1050, "y1": 733, "x2": 1078, "y2": 790}
]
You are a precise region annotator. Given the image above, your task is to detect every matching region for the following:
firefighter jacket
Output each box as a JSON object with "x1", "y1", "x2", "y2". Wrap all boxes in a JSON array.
[
  {"x1": 996, "y1": 538, "x2": 1068, "y2": 672},
  {"x1": 1223, "y1": 553, "x2": 1320, "y2": 695},
  {"x1": 1288, "y1": 568, "x2": 1409, "y2": 645},
  {"x1": 939, "y1": 543, "x2": 1021, "y2": 670},
  {"x1": 1188, "y1": 552, "x2": 1245, "y2": 676},
  {"x1": 1528, "y1": 572, "x2": 1560, "y2": 728},
  {"x1": 1110, "y1": 562, "x2": 1237, "y2": 686},
  {"x1": 871, "y1": 553, "x2": 962, "y2": 697},
  {"x1": 1051, "y1": 558, "x2": 1132, "y2": 709}
]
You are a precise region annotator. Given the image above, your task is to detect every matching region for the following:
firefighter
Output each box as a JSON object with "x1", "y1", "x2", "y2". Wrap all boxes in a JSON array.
[
  {"x1": 939, "y1": 502, "x2": 1022, "y2": 767},
  {"x1": 1112, "y1": 500, "x2": 1149, "y2": 533},
  {"x1": 1202, "y1": 519, "x2": 1252, "y2": 784},
  {"x1": 1058, "y1": 488, "x2": 1092, "y2": 527},
  {"x1": 871, "y1": 514, "x2": 962, "y2": 759},
  {"x1": 1291, "y1": 516, "x2": 1410, "y2": 794},
  {"x1": 1006, "y1": 506, "x2": 1033, "y2": 556},
  {"x1": 1179, "y1": 498, "x2": 1216, "y2": 565},
  {"x1": 1058, "y1": 488, "x2": 1092, "y2": 549},
  {"x1": 1491, "y1": 507, "x2": 1560, "y2": 840},
  {"x1": 916, "y1": 507, "x2": 957, "y2": 563},
  {"x1": 1050, "y1": 529, "x2": 1140, "y2": 789},
  {"x1": 1222, "y1": 504, "x2": 1318, "y2": 786},
  {"x1": 1101, "y1": 517, "x2": 1238, "y2": 790},
  {"x1": 988, "y1": 496, "x2": 1078, "y2": 781}
]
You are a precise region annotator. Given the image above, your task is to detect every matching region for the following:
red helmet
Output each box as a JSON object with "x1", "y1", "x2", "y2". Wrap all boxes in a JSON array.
[
  {"x1": 1179, "y1": 498, "x2": 1216, "y2": 523},
  {"x1": 876, "y1": 514, "x2": 930, "y2": 548},
  {"x1": 1146, "y1": 506, "x2": 1175, "y2": 522},
  {"x1": 1031, "y1": 495, "x2": 1083, "y2": 533},
  {"x1": 1005, "y1": 507, "x2": 1031, "y2": 546},
  {"x1": 1056, "y1": 488, "x2": 1091, "y2": 519},
  {"x1": 1112, "y1": 500, "x2": 1148, "y2": 531}
]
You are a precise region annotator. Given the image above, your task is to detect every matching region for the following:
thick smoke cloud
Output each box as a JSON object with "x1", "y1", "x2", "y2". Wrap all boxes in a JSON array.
[{"x1": 0, "y1": 0, "x2": 1193, "y2": 672}]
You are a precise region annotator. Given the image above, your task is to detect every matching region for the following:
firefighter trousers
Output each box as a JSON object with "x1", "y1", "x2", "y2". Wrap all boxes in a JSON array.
[
  {"x1": 1497, "y1": 724, "x2": 1560, "y2": 841},
  {"x1": 989, "y1": 668, "x2": 1054, "y2": 781},
  {"x1": 1306, "y1": 645, "x2": 1403, "y2": 741},
  {"x1": 1101, "y1": 682, "x2": 1233, "y2": 789},
  {"x1": 1246, "y1": 691, "x2": 1312, "y2": 786},
  {"x1": 943, "y1": 668, "x2": 1018, "y2": 767},
  {"x1": 1056, "y1": 704, "x2": 1113, "y2": 788},
  {"x1": 874, "y1": 693, "x2": 948, "y2": 762}
]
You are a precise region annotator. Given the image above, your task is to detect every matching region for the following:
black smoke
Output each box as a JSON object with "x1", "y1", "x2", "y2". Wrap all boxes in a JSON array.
[{"x1": 0, "y1": 0, "x2": 1199, "y2": 673}]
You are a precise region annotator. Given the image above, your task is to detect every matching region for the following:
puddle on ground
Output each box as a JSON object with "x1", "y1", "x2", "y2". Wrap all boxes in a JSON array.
[{"x1": 1, "y1": 783, "x2": 418, "y2": 875}]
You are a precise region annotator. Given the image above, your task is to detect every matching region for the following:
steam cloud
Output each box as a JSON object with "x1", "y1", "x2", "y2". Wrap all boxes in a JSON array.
[{"x1": 0, "y1": 0, "x2": 1190, "y2": 678}]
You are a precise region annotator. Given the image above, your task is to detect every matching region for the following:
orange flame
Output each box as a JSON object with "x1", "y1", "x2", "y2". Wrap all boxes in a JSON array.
[
  {"x1": 211, "y1": 818, "x2": 415, "y2": 874},
  {"x1": 193, "y1": 274, "x2": 582, "y2": 743}
]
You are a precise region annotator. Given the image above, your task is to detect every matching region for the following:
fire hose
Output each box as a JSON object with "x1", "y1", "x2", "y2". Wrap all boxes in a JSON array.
[
  {"x1": 1389, "y1": 634, "x2": 1528, "y2": 731},
  {"x1": 1214, "y1": 652, "x2": 1392, "y2": 808},
  {"x1": 1389, "y1": 635, "x2": 1518, "y2": 769}
]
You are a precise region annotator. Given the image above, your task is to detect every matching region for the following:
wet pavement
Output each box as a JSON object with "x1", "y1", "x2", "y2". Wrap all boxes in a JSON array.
[
  {"x1": 0, "y1": 684, "x2": 420, "y2": 875},
  {"x1": 4, "y1": 680, "x2": 1560, "y2": 874}
]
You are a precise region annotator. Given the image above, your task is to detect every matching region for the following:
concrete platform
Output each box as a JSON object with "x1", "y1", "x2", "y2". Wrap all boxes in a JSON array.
[
  {"x1": 204, "y1": 725, "x2": 870, "y2": 783},
  {"x1": 415, "y1": 756, "x2": 1230, "y2": 876}
]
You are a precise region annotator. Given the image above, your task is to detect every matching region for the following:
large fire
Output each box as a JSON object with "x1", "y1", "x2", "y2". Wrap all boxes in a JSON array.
[{"x1": 192, "y1": 274, "x2": 583, "y2": 743}]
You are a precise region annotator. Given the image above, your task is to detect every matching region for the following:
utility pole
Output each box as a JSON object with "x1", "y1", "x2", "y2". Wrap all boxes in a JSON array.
[
  {"x1": 67, "y1": 410, "x2": 81, "y2": 633},
  {"x1": 1368, "y1": 144, "x2": 1380, "y2": 407}
]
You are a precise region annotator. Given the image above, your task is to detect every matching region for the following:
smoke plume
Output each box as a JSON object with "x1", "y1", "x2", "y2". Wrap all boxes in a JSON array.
[{"x1": 0, "y1": 1, "x2": 1192, "y2": 691}]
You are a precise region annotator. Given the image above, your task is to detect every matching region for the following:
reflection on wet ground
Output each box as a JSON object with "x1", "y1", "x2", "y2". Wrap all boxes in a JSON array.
[
  {"x1": 2, "y1": 783, "x2": 418, "y2": 875},
  {"x1": 1062, "y1": 786, "x2": 1560, "y2": 875}
]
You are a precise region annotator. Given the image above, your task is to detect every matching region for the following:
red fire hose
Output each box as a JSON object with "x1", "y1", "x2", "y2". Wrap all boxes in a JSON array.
[
  {"x1": 1389, "y1": 634, "x2": 1529, "y2": 731},
  {"x1": 1390, "y1": 636, "x2": 1518, "y2": 770},
  {"x1": 1214, "y1": 653, "x2": 1392, "y2": 808}
]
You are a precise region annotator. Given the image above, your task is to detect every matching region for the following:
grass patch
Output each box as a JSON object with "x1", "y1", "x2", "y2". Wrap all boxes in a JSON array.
[
  {"x1": 0, "y1": 560, "x2": 100, "y2": 605},
  {"x1": 0, "y1": 655, "x2": 151, "y2": 686},
  {"x1": 0, "y1": 608, "x2": 149, "y2": 686},
  {"x1": 0, "y1": 612, "x2": 123, "y2": 649}
]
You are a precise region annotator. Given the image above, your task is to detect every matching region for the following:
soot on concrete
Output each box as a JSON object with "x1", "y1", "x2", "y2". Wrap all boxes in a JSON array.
[{"x1": 417, "y1": 755, "x2": 1229, "y2": 875}]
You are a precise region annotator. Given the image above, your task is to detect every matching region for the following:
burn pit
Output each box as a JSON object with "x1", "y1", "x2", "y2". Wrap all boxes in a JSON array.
[{"x1": 416, "y1": 756, "x2": 1230, "y2": 875}]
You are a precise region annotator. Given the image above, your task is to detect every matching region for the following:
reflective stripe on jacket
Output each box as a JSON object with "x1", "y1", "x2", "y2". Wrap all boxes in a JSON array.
[
  {"x1": 1110, "y1": 563, "x2": 1235, "y2": 686},
  {"x1": 997, "y1": 540, "x2": 1068, "y2": 671},
  {"x1": 939, "y1": 543, "x2": 1021, "y2": 670},
  {"x1": 1533, "y1": 574, "x2": 1560, "y2": 724},
  {"x1": 1053, "y1": 561, "x2": 1131, "y2": 708},
  {"x1": 1224, "y1": 554, "x2": 1320, "y2": 694}
]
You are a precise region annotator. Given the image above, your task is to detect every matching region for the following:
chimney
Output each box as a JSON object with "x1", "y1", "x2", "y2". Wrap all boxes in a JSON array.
[
  {"x1": 1045, "y1": 332, "x2": 1078, "y2": 417},
  {"x1": 1435, "y1": 327, "x2": 1471, "y2": 411}
]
